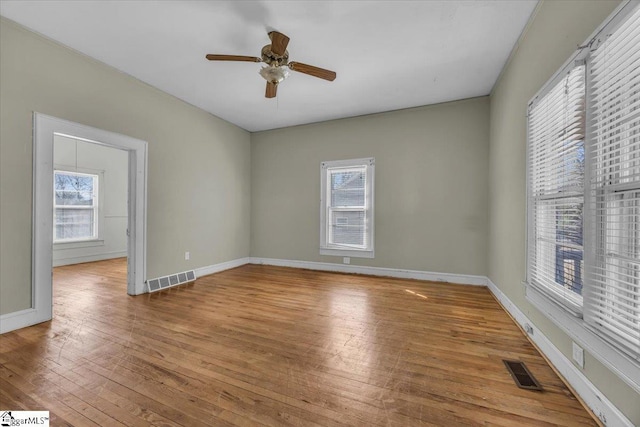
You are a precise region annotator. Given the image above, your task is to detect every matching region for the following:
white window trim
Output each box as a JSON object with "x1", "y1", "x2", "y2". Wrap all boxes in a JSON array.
[
  {"x1": 53, "y1": 167, "x2": 105, "y2": 245},
  {"x1": 524, "y1": 0, "x2": 640, "y2": 394},
  {"x1": 320, "y1": 157, "x2": 375, "y2": 259}
]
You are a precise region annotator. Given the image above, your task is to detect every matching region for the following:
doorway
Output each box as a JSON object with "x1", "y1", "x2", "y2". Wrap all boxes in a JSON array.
[
  {"x1": 53, "y1": 135, "x2": 129, "y2": 268},
  {"x1": 24, "y1": 113, "x2": 147, "y2": 331}
]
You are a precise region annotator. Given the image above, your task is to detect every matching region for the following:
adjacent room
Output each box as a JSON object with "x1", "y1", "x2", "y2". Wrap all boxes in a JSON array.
[{"x1": 0, "y1": 1, "x2": 638, "y2": 426}]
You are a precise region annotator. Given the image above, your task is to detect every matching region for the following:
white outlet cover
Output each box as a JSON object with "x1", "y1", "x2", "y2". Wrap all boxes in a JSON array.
[
  {"x1": 343, "y1": 257, "x2": 350, "y2": 264},
  {"x1": 185, "y1": 251, "x2": 190, "y2": 260},
  {"x1": 572, "y1": 342, "x2": 584, "y2": 368}
]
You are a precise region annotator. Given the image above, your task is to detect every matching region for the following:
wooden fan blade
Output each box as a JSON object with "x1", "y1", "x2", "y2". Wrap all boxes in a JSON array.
[
  {"x1": 205, "y1": 54, "x2": 262, "y2": 62},
  {"x1": 288, "y1": 62, "x2": 336, "y2": 81},
  {"x1": 268, "y1": 31, "x2": 290, "y2": 56},
  {"x1": 265, "y1": 82, "x2": 277, "y2": 98}
]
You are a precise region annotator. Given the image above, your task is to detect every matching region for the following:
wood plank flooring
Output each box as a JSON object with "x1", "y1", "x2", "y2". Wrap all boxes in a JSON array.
[{"x1": 0, "y1": 258, "x2": 597, "y2": 426}]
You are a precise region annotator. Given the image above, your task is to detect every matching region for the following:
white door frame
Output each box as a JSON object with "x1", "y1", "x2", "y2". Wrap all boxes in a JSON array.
[{"x1": 0, "y1": 113, "x2": 148, "y2": 333}]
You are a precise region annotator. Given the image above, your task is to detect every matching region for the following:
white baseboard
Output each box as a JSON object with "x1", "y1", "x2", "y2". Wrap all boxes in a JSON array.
[
  {"x1": 486, "y1": 279, "x2": 633, "y2": 427},
  {"x1": 194, "y1": 257, "x2": 251, "y2": 278},
  {"x1": 52, "y1": 251, "x2": 127, "y2": 267},
  {"x1": 0, "y1": 308, "x2": 50, "y2": 334},
  {"x1": 249, "y1": 257, "x2": 488, "y2": 286}
]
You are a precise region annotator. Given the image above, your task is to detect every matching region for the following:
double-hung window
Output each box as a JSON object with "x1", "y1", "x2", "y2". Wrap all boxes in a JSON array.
[
  {"x1": 53, "y1": 170, "x2": 99, "y2": 242},
  {"x1": 586, "y1": 5, "x2": 640, "y2": 358},
  {"x1": 526, "y1": 2, "x2": 640, "y2": 381},
  {"x1": 320, "y1": 158, "x2": 374, "y2": 258},
  {"x1": 528, "y1": 64, "x2": 586, "y2": 314}
]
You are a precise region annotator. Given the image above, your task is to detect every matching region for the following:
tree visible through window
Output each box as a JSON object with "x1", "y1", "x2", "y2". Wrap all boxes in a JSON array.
[{"x1": 54, "y1": 170, "x2": 98, "y2": 242}]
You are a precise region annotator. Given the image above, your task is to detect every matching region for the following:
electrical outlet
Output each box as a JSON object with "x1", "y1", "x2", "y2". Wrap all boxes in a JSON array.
[
  {"x1": 185, "y1": 251, "x2": 190, "y2": 261},
  {"x1": 572, "y1": 342, "x2": 584, "y2": 368},
  {"x1": 343, "y1": 257, "x2": 350, "y2": 265},
  {"x1": 524, "y1": 323, "x2": 534, "y2": 335}
]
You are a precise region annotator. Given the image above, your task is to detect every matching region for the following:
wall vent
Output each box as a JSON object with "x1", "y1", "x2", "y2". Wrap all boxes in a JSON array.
[{"x1": 146, "y1": 270, "x2": 196, "y2": 293}]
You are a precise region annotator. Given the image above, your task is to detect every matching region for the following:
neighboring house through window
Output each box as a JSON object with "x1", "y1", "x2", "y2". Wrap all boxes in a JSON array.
[
  {"x1": 320, "y1": 157, "x2": 374, "y2": 258},
  {"x1": 526, "y1": 2, "x2": 639, "y2": 390},
  {"x1": 54, "y1": 170, "x2": 99, "y2": 242},
  {"x1": 528, "y1": 63, "x2": 586, "y2": 314}
]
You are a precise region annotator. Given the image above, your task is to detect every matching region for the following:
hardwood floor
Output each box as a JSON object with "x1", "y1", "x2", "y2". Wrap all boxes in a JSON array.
[{"x1": 0, "y1": 258, "x2": 597, "y2": 426}]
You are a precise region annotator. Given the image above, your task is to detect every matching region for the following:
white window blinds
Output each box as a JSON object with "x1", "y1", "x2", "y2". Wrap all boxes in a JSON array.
[
  {"x1": 528, "y1": 65, "x2": 586, "y2": 313},
  {"x1": 329, "y1": 167, "x2": 367, "y2": 247},
  {"x1": 585, "y1": 5, "x2": 640, "y2": 358},
  {"x1": 320, "y1": 158, "x2": 375, "y2": 258}
]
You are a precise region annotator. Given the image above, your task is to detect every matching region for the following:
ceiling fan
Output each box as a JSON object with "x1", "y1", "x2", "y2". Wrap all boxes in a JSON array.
[{"x1": 206, "y1": 31, "x2": 336, "y2": 99}]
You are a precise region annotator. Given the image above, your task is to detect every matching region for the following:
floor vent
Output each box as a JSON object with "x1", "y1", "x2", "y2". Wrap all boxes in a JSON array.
[
  {"x1": 503, "y1": 360, "x2": 543, "y2": 391},
  {"x1": 146, "y1": 270, "x2": 196, "y2": 293}
]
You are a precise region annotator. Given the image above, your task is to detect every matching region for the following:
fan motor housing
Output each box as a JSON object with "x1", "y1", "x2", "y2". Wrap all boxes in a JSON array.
[{"x1": 261, "y1": 45, "x2": 289, "y2": 66}]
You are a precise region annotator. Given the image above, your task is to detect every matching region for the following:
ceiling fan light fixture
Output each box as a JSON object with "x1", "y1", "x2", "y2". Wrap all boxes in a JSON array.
[
  {"x1": 207, "y1": 31, "x2": 336, "y2": 98},
  {"x1": 259, "y1": 65, "x2": 290, "y2": 84}
]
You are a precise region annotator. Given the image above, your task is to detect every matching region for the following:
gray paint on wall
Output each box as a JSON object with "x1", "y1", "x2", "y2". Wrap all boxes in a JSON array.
[
  {"x1": 1, "y1": 6, "x2": 636, "y2": 424},
  {"x1": 251, "y1": 97, "x2": 490, "y2": 276},
  {"x1": 488, "y1": 0, "x2": 639, "y2": 423},
  {"x1": 0, "y1": 17, "x2": 251, "y2": 315}
]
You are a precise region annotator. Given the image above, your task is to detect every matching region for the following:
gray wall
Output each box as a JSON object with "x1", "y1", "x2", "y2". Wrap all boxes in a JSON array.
[
  {"x1": 488, "y1": 0, "x2": 639, "y2": 423},
  {"x1": 2, "y1": 4, "x2": 637, "y2": 422},
  {"x1": 251, "y1": 97, "x2": 490, "y2": 276},
  {"x1": 53, "y1": 135, "x2": 128, "y2": 266},
  {"x1": 0, "y1": 17, "x2": 251, "y2": 314}
]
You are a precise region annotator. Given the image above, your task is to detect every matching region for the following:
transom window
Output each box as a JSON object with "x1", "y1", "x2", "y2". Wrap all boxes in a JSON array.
[{"x1": 53, "y1": 170, "x2": 99, "y2": 242}]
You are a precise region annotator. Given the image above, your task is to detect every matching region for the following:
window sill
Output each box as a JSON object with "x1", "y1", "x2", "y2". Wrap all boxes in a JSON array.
[
  {"x1": 525, "y1": 283, "x2": 640, "y2": 394},
  {"x1": 320, "y1": 247, "x2": 374, "y2": 259},
  {"x1": 526, "y1": 281, "x2": 583, "y2": 318},
  {"x1": 54, "y1": 239, "x2": 105, "y2": 249}
]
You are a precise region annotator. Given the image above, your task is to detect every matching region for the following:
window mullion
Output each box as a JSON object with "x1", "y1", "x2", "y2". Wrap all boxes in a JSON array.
[{"x1": 583, "y1": 45, "x2": 598, "y2": 330}]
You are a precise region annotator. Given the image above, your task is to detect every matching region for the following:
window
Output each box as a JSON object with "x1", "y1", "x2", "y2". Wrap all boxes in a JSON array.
[
  {"x1": 527, "y1": 2, "x2": 640, "y2": 366},
  {"x1": 586, "y1": 4, "x2": 640, "y2": 358},
  {"x1": 320, "y1": 158, "x2": 374, "y2": 258},
  {"x1": 528, "y1": 64, "x2": 586, "y2": 314},
  {"x1": 53, "y1": 170, "x2": 99, "y2": 242}
]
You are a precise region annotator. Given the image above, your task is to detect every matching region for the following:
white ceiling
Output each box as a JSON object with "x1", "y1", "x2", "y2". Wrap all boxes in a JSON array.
[{"x1": 0, "y1": 1, "x2": 537, "y2": 132}]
